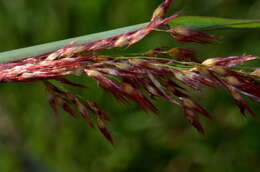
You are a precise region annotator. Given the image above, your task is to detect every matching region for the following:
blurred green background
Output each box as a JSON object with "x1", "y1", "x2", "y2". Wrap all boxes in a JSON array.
[{"x1": 0, "y1": 0, "x2": 260, "y2": 172}]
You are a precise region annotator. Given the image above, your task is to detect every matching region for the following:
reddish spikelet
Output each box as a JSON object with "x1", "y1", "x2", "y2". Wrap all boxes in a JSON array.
[
  {"x1": 181, "y1": 97, "x2": 212, "y2": 119},
  {"x1": 121, "y1": 82, "x2": 158, "y2": 113},
  {"x1": 165, "y1": 84, "x2": 187, "y2": 98},
  {"x1": 74, "y1": 98, "x2": 95, "y2": 128},
  {"x1": 202, "y1": 55, "x2": 257, "y2": 68},
  {"x1": 184, "y1": 109, "x2": 205, "y2": 134},
  {"x1": 96, "y1": 68, "x2": 136, "y2": 78},
  {"x1": 148, "y1": 73, "x2": 180, "y2": 105},
  {"x1": 191, "y1": 67, "x2": 223, "y2": 87},
  {"x1": 168, "y1": 48, "x2": 197, "y2": 62},
  {"x1": 144, "y1": 47, "x2": 197, "y2": 62},
  {"x1": 169, "y1": 26, "x2": 215, "y2": 44},
  {"x1": 152, "y1": 0, "x2": 173, "y2": 21},
  {"x1": 125, "y1": 13, "x2": 179, "y2": 47},
  {"x1": 85, "y1": 69, "x2": 126, "y2": 102},
  {"x1": 144, "y1": 48, "x2": 167, "y2": 57},
  {"x1": 86, "y1": 101, "x2": 111, "y2": 122},
  {"x1": 61, "y1": 100, "x2": 77, "y2": 118},
  {"x1": 128, "y1": 58, "x2": 173, "y2": 75},
  {"x1": 211, "y1": 68, "x2": 260, "y2": 102},
  {"x1": 173, "y1": 69, "x2": 201, "y2": 90},
  {"x1": 96, "y1": 116, "x2": 113, "y2": 144},
  {"x1": 229, "y1": 87, "x2": 256, "y2": 117},
  {"x1": 112, "y1": 62, "x2": 133, "y2": 71},
  {"x1": 46, "y1": 41, "x2": 85, "y2": 61},
  {"x1": 144, "y1": 83, "x2": 161, "y2": 98}
]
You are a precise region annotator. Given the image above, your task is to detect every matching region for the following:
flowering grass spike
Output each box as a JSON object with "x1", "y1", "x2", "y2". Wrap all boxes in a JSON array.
[{"x1": 0, "y1": 0, "x2": 259, "y2": 143}]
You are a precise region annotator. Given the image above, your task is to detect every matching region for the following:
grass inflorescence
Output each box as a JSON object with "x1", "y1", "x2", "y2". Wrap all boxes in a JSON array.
[{"x1": 0, "y1": 0, "x2": 259, "y2": 143}]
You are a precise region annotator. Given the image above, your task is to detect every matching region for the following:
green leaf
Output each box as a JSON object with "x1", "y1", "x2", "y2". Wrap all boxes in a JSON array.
[{"x1": 168, "y1": 16, "x2": 260, "y2": 30}]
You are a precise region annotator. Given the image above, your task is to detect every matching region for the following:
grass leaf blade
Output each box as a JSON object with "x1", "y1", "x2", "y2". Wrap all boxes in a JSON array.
[{"x1": 168, "y1": 16, "x2": 260, "y2": 30}]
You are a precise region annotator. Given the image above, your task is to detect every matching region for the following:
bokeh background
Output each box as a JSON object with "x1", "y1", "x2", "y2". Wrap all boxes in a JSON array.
[{"x1": 0, "y1": 0, "x2": 260, "y2": 171}]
